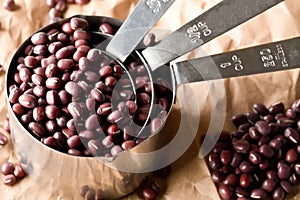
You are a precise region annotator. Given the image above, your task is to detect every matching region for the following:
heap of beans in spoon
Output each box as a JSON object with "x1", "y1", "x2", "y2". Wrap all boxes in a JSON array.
[
  {"x1": 8, "y1": 17, "x2": 172, "y2": 157},
  {"x1": 207, "y1": 100, "x2": 300, "y2": 200}
]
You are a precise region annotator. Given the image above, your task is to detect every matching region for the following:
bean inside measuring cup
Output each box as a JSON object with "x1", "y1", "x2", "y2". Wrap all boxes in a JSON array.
[{"x1": 8, "y1": 16, "x2": 172, "y2": 157}]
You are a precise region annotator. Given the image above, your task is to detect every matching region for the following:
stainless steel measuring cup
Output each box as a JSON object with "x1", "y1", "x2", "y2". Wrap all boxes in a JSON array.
[
  {"x1": 5, "y1": 15, "x2": 149, "y2": 199},
  {"x1": 4, "y1": 0, "x2": 286, "y2": 196},
  {"x1": 130, "y1": 0, "x2": 285, "y2": 138},
  {"x1": 99, "y1": 0, "x2": 286, "y2": 173},
  {"x1": 104, "y1": 36, "x2": 300, "y2": 174}
]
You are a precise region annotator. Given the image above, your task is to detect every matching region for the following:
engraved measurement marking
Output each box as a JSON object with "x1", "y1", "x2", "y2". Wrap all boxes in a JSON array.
[
  {"x1": 220, "y1": 54, "x2": 243, "y2": 71},
  {"x1": 260, "y1": 48, "x2": 275, "y2": 68},
  {"x1": 275, "y1": 44, "x2": 288, "y2": 67},
  {"x1": 187, "y1": 21, "x2": 212, "y2": 43},
  {"x1": 260, "y1": 44, "x2": 288, "y2": 68},
  {"x1": 146, "y1": 0, "x2": 170, "y2": 13}
]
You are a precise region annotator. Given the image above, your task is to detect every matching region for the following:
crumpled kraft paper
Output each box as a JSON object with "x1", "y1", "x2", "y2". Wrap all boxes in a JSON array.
[{"x1": 0, "y1": 0, "x2": 300, "y2": 199}]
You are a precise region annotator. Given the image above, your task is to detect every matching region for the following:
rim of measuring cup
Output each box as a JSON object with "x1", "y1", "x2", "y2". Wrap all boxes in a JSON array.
[
  {"x1": 90, "y1": 32, "x2": 156, "y2": 141},
  {"x1": 134, "y1": 51, "x2": 177, "y2": 137}
]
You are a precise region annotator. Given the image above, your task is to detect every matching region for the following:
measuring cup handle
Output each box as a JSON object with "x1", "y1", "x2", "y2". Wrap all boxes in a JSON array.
[
  {"x1": 106, "y1": 0, "x2": 175, "y2": 62},
  {"x1": 172, "y1": 37, "x2": 300, "y2": 85},
  {"x1": 142, "y1": 0, "x2": 284, "y2": 71}
]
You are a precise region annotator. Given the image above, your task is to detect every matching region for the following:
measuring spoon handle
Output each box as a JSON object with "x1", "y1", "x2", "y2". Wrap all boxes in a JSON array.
[
  {"x1": 172, "y1": 37, "x2": 300, "y2": 84},
  {"x1": 142, "y1": 0, "x2": 284, "y2": 71},
  {"x1": 106, "y1": 0, "x2": 175, "y2": 62}
]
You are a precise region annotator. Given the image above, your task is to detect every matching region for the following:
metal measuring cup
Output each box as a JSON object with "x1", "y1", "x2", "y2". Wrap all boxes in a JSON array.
[
  {"x1": 5, "y1": 15, "x2": 150, "y2": 199},
  {"x1": 102, "y1": 0, "x2": 285, "y2": 173},
  {"x1": 123, "y1": 0, "x2": 285, "y2": 142}
]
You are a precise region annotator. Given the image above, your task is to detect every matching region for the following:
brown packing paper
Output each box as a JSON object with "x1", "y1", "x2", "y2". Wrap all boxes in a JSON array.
[{"x1": 0, "y1": 0, "x2": 299, "y2": 200}]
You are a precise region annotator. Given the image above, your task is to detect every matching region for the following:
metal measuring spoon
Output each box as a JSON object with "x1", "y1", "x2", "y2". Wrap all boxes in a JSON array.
[
  {"x1": 106, "y1": 0, "x2": 175, "y2": 62},
  {"x1": 142, "y1": 0, "x2": 284, "y2": 71}
]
